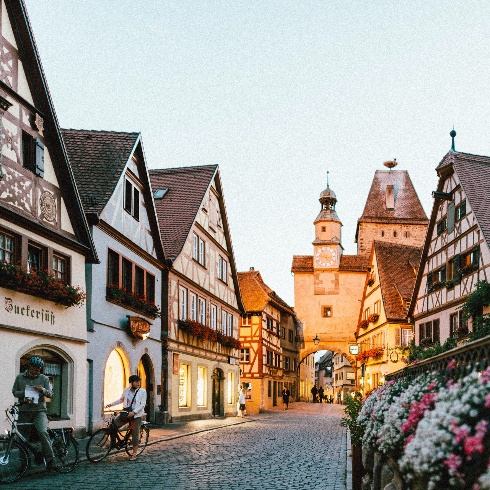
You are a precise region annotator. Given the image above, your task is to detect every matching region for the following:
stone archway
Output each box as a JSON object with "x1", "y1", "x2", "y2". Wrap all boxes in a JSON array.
[{"x1": 299, "y1": 340, "x2": 357, "y2": 368}]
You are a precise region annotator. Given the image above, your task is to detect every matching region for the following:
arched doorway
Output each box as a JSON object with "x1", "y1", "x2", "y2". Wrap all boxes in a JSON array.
[
  {"x1": 137, "y1": 355, "x2": 153, "y2": 422},
  {"x1": 211, "y1": 368, "x2": 224, "y2": 417},
  {"x1": 104, "y1": 348, "x2": 129, "y2": 410}
]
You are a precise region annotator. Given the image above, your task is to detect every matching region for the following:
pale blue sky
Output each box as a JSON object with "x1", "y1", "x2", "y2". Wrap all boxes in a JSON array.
[{"x1": 24, "y1": 1, "x2": 490, "y2": 306}]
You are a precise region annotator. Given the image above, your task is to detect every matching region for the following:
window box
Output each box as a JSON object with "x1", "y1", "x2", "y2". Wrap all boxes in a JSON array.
[
  {"x1": 445, "y1": 280, "x2": 455, "y2": 289},
  {"x1": 0, "y1": 261, "x2": 85, "y2": 307},
  {"x1": 178, "y1": 319, "x2": 240, "y2": 349},
  {"x1": 368, "y1": 313, "x2": 379, "y2": 323},
  {"x1": 429, "y1": 280, "x2": 442, "y2": 292},
  {"x1": 420, "y1": 337, "x2": 434, "y2": 346},
  {"x1": 106, "y1": 285, "x2": 160, "y2": 318},
  {"x1": 358, "y1": 320, "x2": 369, "y2": 330},
  {"x1": 458, "y1": 264, "x2": 474, "y2": 276}
]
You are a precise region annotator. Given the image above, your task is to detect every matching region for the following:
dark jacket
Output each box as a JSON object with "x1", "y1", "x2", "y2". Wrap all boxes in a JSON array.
[{"x1": 12, "y1": 370, "x2": 53, "y2": 412}]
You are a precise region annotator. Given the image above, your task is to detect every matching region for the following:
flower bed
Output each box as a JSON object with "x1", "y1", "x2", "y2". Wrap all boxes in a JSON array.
[
  {"x1": 106, "y1": 284, "x2": 160, "y2": 318},
  {"x1": 357, "y1": 362, "x2": 490, "y2": 490},
  {"x1": 178, "y1": 319, "x2": 240, "y2": 349},
  {"x1": 0, "y1": 261, "x2": 85, "y2": 307}
]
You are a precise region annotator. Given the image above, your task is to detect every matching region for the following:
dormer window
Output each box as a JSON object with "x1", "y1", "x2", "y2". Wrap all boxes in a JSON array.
[{"x1": 124, "y1": 178, "x2": 140, "y2": 220}]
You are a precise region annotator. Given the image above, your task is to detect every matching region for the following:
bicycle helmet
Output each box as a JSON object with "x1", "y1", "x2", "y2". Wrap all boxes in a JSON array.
[
  {"x1": 129, "y1": 375, "x2": 141, "y2": 383},
  {"x1": 29, "y1": 357, "x2": 44, "y2": 368}
]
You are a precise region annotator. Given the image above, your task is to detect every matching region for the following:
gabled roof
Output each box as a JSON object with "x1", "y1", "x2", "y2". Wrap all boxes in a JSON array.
[
  {"x1": 1, "y1": 1, "x2": 97, "y2": 262},
  {"x1": 149, "y1": 165, "x2": 218, "y2": 261},
  {"x1": 238, "y1": 270, "x2": 294, "y2": 315},
  {"x1": 359, "y1": 170, "x2": 428, "y2": 223},
  {"x1": 291, "y1": 254, "x2": 369, "y2": 273},
  {"x1": 409, "y1": 151, "x2": 490, "y2": 317},
  {"x1": 62, "y1": 129, "x2": 166, "y2": 263},
  {"x1": 62, "y1": 130, "x2": 139, "y2": 215},
  {"x1": 373, "y1": 241, "x2": 422, "y2": 322}
]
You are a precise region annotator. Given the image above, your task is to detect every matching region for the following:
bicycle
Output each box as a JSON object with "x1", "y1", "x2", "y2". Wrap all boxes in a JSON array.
[
  {"x1": 86, "y1": 411, "x2": 149, "y2": 462},
  {"x1": 0, "y1": 403, "x2": 79, "y2": 484}
]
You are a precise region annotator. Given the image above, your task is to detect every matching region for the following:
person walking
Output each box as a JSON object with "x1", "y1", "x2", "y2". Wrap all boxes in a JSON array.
[
  {"x1": 311, "y1": 385, "x2": 318, "y2": 403},
  {"x1": 12, "y1": 357, "x2": 57, "y2": 470},
  {"x1": 106, "y1": 374, "x2": 147, "y2": 460},
  {"x1": 318, "y1": 386, "x2": 324, "y2": 403},
  {"x1": 282, "y1": 386, "x2": 290, "y2": 410},
  {"x1": 238, "y1": 388, "x2": 246, "y2": 417}
]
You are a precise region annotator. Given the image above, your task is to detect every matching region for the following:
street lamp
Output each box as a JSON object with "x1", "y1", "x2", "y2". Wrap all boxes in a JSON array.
[{"x1": 313, "y1": 334, "x2": 320, "y2": 345}]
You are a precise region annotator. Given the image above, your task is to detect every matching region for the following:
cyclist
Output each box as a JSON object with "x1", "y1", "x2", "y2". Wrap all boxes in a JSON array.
[
  {"x1": 106, "y1": 374, "x2": 147, "y2": 460},
  {"x1": 11, "y1": 356, "x2": 57, "y2": 469}
]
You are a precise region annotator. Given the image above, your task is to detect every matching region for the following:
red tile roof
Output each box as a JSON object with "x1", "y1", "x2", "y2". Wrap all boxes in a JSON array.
[
  {"x1": 238, "y1": 270, "x2": 294, "y2": 314},
  {"x1": 149, "y1": 166, "x2": 218, "y2": 260},
  {"x1": 291, "y1": 256, "x2": 313, "y2": 273},
  {"x1": 62, "y1": 129, "x2": 139, "y2": 215},
  {"x1": 359, "y1": 170, "x2": 428, "y2": 223},
  {"x1": 374, "y1": 241, "x2": 422, "y2": 321}
]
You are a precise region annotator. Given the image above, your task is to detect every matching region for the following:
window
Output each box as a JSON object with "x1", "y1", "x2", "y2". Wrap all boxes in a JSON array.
[
  {"x1": 288, "y1": 330, "x2": 293, "y2": 342},
  {"x1": 221, "y1": 310, "x2": 227, "y2": 333},
  {"x1": 393, "y1": 231, "x2": 397, "y2": 237},
  {"x1": 447, "y1": 259, "x2": 454, "y2": 281},
  {"x1": 397, "y1": 328, "x2": 413, "y2": 346},
  {"x1": 27, "y1": 245, "x2": 42, "y2": 273},
  {"x1": 179, "y1": 287, "x2": 188, "y2": 320},
  {"x1": 268, "y1": 380, "x2": 272, "y2": 397},
  {"x1": 0, "y1": 231, "x2": 14, "y2": 263},
  {"x1": 266, "y1": 317, "x2": 274, "y2": 331},
  {"x1": 456, "y1": 200, "x2": 466, "y2": 221},
  {"x1": 275, "y1": 353, "x2": 280, "y2": 367},
  {"x1": 179, "y1": 364, "x2": 190, "y2": 407},
  {"x1": 124, "y1": 179, "x2": 140, "y2": 220},
  {"x1": 374, "y1": 300, "x2": 380, "y2": 315},
  {"x1": 242, "y1": 314, "x2": 251, "y2": 326},
  {"x1": 381, "y1": 231, "x2": 384, "y2": 237},
  {"x1": 108, "y1": 249, "x2": 119, "y2": 286},
  {"x1": 292, "y1": 359, "x2": 296, "y2": 371},
  {"x1": 322, "y1": 306, "x2": 332, "y2": 318},
  {"x1": 436, "y1": 217, "x2": 447, "y2": 235},
  {"x1": 135, "y1": 266, "x2": 145, "y2": 297},
  {"x1": 459, "y1": 310, "x2": 468, "y2": 332},
  {"x1": 450, "y1": 313, "x2": 458, "y2": 338},
  {"x1": 122, "y1": 258, "x2": 132, "y2": 291},
  {"x1": 197, "y1": 367, "x2": 207, "y2": 407},
  {"x1": 240, "y1": 348, "x2": 250, "y2": 362},
  {"x1": 190, "y1": 293, "x2": 197, "y2": 321},
  {"x1": 228, "y1": 314, "x2": 233, "y2": 336},
  {"x1": 22, "y1": 131, "x2": 44, "y2": 177},
  {"x1": 218, "y1": 255, "x2": 227, "y2": 282},
  {"x1": 227, "y1": 372, "x2": 234, "y2": 404},
  {"x1": 405, "y1": 232, "x2": 409, "y2": 238},
  {"x1": 433, "y1": 319, "x2": 440, "y2": 343},
  {"x1": 281, "y1": 327, "x2": 286, "y2": 339},
  {"x1": 363, "y1": 308, "x2": 370, "y2": 320},
  {"x1": 193, "y1": 234, "x2": 205, "y2": 266},
  {"x1": 211, "y1": 305, "x2": 217, "y2": 330},
  {"x1": 52, "y1": 255, "x2": 67, "y2": 283},
  {"x1": 284, "y1": 357, "x2": 290, "y2": 370},
  {"x1": 266, "y1": 350, "x2": 273, "y2": 365},
  {"x1": 146, "y1": 273, "x2": 155, "y2": 303},
  {"x1": 199, "y1": 298, "x2": 206, "y2": 325},
  {"x1": 321, "y1": 226, "x2": 326, "y2": 232}
]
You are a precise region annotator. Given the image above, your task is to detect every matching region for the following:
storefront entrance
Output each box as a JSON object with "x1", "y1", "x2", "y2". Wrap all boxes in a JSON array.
[
  {"x1": 137, "y1": 355, "x2": 153, "y2": 422},
  {"x1": 212, "y1": 368, "x2": 224, "y2": 417}
]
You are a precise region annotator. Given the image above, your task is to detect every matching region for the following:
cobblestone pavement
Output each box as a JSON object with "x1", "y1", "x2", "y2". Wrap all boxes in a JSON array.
[{"x1": 7, "y1": 402, "x2": 347, "y2": 490}]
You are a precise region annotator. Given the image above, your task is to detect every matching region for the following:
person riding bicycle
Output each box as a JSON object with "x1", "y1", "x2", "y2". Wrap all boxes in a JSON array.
[
  {"x1": 105, "y1": 374, "x2": 147, "y2": 461},
  {"x1": 11, "y1": 356, "x2": 57, "y2": 469}
]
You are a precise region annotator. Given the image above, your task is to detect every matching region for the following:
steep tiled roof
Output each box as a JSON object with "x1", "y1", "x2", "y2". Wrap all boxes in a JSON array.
[
  {"x1": 238, "y1": 270, "x2": 294, "y2": 315},
  {"x1": 291, "y1": 256, "x2": 313, "y2": 273},
  {"x1": 62, "y1": 129, "x2": 139, "y2": 215},
  {"x1": 374, "y1": 241, "x2": 422, "y2": 321},
  {"x1": 359, "y1": 170, "x2": 428, "y2": 223},
  {"x1": 291, "y1": 254, "x2": 369, "y2": 273},
  {"x1": 149, "y1": 166, "x2": 218, "y2": 260}
]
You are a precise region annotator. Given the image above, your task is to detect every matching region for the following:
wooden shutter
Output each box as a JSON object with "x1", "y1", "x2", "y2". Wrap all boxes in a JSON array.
[
  {"x1": 426, "y1": 272, "x2": 433, "y2": 290},
  {"x1": 436, "y1": 221, "x2": 442, "y2": 235},
  {"x1": 472, "y1": 245, "x2": 480, "y2": 269},
  {"x1": 460, "y1": 200, "x2": 466, "y2": 217},
  {"x1": 447, "y1": 202, "x2": 455, "y2": 233},
  {"x1": 453, "y1": 254, "x2": 461, "y2": 284},
  {"x1": 395, "y1": 327, "x2": 401, "y2": 346},
  {"x1": 133, "y1": 187, "x2": 140, "y2": 220},
  {"x1": 419, "y1": 323, "x2": 424, "y2": 342},
  {"x1": 35, "y1": 139, "x2": 44, "y2": 177},
  {"x1": 440, "y1": 264, "x2": 447, "y2": 283}
]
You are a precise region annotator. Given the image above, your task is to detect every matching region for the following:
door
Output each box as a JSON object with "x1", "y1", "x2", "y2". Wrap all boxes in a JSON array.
[
  {"x1": 137, "y1": 355, "x2": 153, "y2": 422},
  {"x1": 212, "y1": 368, "x2": 223, "y2": 417},
  {"x1": 273, "y1": 381, "x2": 277, "y2": 407}
]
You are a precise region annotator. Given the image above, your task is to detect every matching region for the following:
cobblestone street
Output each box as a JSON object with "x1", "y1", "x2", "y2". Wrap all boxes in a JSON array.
[{"x1": 7, "y1": 403, "x2": 347, "y2": 490}]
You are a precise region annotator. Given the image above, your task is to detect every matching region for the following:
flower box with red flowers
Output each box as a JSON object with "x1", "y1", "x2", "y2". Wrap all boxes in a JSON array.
[
  {"x1": 359, "y1": 320, "x2": 369, "y2": 330},
  {"x1": 458, "y1": 264, "x2": 474, "y2": 276},
  {"x1": 0, "y1": 261, "x2": 85, "y2": 308},
  {"x1": 178, "y1": 319, "x2": 218, "y2": 342},
  {"x1": 368, "y1": 313, "x2": 379, "y2": 323},
  {"x1": 429, "y1": 280, "x2": 442, "y2": 292},
  {"x1": 106, "y1": 284, "x2": 160, "y2": 318}
]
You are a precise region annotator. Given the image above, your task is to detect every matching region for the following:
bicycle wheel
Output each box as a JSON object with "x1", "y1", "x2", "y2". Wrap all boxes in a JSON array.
[
  {"x1": 53, "y1": 435, "x2": 79, "y2": 473},
  {"x1": 86, "y1": 429, "x2": 112, "y2": 462},
  {"x1": 0, "y1": 439, "x2": 29, "y2": 484},
  {"x1": 125, "y1": 424, "x2": 149, "y2": 456}
]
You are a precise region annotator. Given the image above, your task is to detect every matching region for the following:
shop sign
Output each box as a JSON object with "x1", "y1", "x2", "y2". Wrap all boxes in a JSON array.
[
  {"x1": 173, "y1": 353, "x2": 179, "y2": 375},
  {"x1": 3, "y1": 296, "x2": 55, "y2": 325},
  {"x1": 128, "y1": 316, "x2": 151, "y2": 340},
  {"x1": 349, "y1": 345, "x2": 359, "y2": 355}
]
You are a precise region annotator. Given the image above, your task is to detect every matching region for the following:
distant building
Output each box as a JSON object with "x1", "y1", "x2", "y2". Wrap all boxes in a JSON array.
[
  {"x1": 332, "y1": 353, "x2": 355, "y2": 403},
  {"x1": 315, "y1": 351, "x2": 333, "y2": 398},
  {"x1": 238, "y1": 269, "x2": 298, "y2": 413},
  {"x1": 300, "y1": 353, "x2": 315, "y2": 402}
]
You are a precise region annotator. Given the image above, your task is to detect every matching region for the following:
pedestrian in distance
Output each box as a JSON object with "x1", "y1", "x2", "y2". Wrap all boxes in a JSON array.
[
  {"x1": 318, "y1": 386, "x2": 324, "y2": 403},
  {"x1": 282, "y1": 386, "x2": 290, "y2": 410},
  {"x1": 12, "y1": 357, "x2": 58, "y2": 470},
  {"x1": 106, "y1": 374, "x2": 147, "y2": 461},
  {"x1": 238, "y1": 388, "x2": 246, "y2": 417},
  {"x1": 311, "y1": 385, "x2": 318, "y2": 403}
]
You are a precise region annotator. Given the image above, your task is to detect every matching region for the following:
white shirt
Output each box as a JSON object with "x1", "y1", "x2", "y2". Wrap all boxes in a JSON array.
[{"x1": 108, "y1": 387, "x2": 147, "y2": 419}]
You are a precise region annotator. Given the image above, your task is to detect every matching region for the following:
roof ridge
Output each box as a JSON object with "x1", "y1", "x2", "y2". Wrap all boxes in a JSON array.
[
  {"x1": 149, "y1": 164, "x2": 219, "y2": 173},
  {"x1": 61, "y1": 128, "x2": 140, "y2": 136}
]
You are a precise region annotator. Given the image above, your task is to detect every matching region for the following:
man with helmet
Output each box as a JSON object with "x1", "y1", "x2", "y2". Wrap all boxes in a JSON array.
[
  {"x1": 12, "y1": 356, "x2": 56, "y2": 469},
  {"x1": 106, "y1": 374, "x2": 147, "y2": 460}
]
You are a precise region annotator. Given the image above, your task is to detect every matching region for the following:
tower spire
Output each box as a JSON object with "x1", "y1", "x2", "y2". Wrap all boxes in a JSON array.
[{"x1": 450, "y1": 128, "x2": 456, "y2": 152}]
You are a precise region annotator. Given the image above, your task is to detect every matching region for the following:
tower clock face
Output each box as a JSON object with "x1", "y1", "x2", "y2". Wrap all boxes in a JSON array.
[{"x1": 314, "y1": 246, "x2": 337, "y2": 268}]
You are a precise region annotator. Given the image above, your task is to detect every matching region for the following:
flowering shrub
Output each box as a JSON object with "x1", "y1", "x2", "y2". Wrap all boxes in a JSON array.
[
  {"x1": 0, "y1": 261, "x2": 85, "y2": 307},
  {"x1": 359, "y1": 319, "x2": 369, "y2": 330},
  {"x1": 106, "y1": 284, "x2": 160, "y2": 318},
  {"x1": 178, "y1": 319, "x2": 240, "y2": 349},
  {"x1": 368, "y1": 313, "x2": 379, "y2": 323}
]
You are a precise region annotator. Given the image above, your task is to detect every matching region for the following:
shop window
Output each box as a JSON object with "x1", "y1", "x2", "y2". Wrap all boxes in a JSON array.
[
  {"x1": 104, "y1": 348, "x2": 128, "y2": 411},
  {"x1": 179, "y1": 287, "x2": 188, "y2": 320},
  {"x1": 240, "y1": 348, "x2": 250, "y2": 362},
  {"x1": 124, "y1": 178, "x2": 140, "y2": 221},
  {"x1": 227, "y1": 372, "x2": 234, "y2": 404},
  {"x1": 179, "y1": 364, "x2": 190, "y2": 407},
  {"x1": 0, "y1": 231, "x2": 14, "y2": 263},
  {"x1": 268, "y1": 380, "x2": 272, "y2": 397},
  {"x1": 21, "y1": 349, "x2": 68, "y2": 419},
  {"x1": 197, "y1": 367, "x2": 207, "y2": 407}
]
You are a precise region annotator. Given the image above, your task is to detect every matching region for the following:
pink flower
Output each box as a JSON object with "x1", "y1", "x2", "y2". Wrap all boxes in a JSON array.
[
  {"x1": 464, "y1": 436, "x2": 484, "y2": 455},
  {"x1": 485, "y1": 392, "x2": 490, "y2": 408},
  {"x1": 447, "y1": 359, "x2": 457, "y2": 370},
  {"x1": 427, "y1": 381, "x2": 438, "y2": 391},
  {"x1": 444, "y1": 452, "x2": 462, "y2": 471}
]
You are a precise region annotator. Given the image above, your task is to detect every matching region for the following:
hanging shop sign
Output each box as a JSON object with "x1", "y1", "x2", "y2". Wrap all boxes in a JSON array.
[
  {"x1": 128, "y1": 316, "x2": 151, "y2": 340},
  {"x1": 349, "y1": 345, "x2": 359, "y2": 355}
]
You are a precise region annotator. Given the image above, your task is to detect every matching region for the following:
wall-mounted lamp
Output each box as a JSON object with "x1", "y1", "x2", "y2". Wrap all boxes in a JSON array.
[{"x1": 313, "y1": 334, "x2": 320, "y2": 345}]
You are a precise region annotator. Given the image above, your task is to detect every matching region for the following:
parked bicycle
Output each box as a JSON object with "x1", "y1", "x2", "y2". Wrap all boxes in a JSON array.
[
  {"x1": 86, "y1": 410, "x2": 149, "y2": 462},
  {"x1": 0, "y1": 403, "x2": 79, "y2": 483}
]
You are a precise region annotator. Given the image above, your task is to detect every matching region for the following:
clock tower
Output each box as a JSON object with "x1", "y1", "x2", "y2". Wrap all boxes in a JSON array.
[{"x1": 313, "y1": 182, "x2": 342, "y2": 269}]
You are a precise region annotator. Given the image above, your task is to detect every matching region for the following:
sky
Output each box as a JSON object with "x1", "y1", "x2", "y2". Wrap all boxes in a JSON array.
[{"x1": 24, "y1": 0, "x2": 490, "y2": 307}]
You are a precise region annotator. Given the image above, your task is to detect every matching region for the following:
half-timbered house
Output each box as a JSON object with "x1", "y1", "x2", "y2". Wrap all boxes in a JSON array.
[
  {"x1": 410, "y1": 149, "x2": 490, "y2": 345},
  {"x1": 62, "y1": 130, "x2": 166, "y2": 431},
  {"x1": 238, "y1": 269, "x2": 297, "y2": 413},
  {"x1": 0, "y1": 0, "x2": 97, "y2": 435},
  {"x1": 150, "y1": 165, "x2": 243, "y2": 421}
]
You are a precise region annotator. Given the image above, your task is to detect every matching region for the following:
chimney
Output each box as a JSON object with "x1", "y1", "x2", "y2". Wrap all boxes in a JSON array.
[{"x1": 386, "y1": 185, "x2": 395, "y2": 210}]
